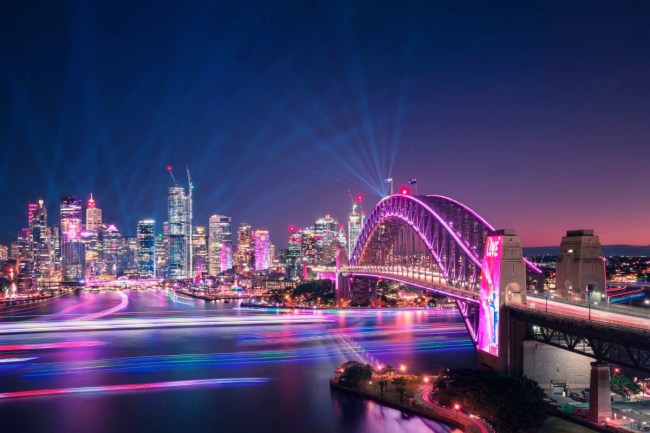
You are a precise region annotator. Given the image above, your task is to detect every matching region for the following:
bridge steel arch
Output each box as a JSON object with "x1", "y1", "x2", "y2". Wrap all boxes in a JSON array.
[
  {"x1": 340, "y1": 194, "x2": 534, "y2": 370},
  {"x1": 350, "y1": 194, "x2": 495, "y2": 293}
]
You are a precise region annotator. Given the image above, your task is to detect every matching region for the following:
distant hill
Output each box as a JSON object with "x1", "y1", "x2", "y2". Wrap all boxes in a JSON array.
[{"x1": 523, "y1": 245, "x2": 650, "y2": 257}]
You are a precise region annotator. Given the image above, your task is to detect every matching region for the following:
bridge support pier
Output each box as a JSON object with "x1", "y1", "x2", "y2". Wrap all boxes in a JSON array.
[
  {"x1": 476, "y1": 230, "x2": 528, "y2": 376},
  {"x1": 587, "y1": 361, "x2": 612, "y2": 424},
  {"x1": 336, "y1": 273, "x2": 350, "y2": 307}
]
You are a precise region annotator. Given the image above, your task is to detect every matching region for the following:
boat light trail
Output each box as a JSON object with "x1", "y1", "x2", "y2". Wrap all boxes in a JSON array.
[
  {"x1": 0, "y1": 377, "x2": 271, "y2": 400},
  {"x1": 0, "y1": 341, "x2": 106, "y2": 351},
  {"x1": 76, "y1": 291, "x2": 129, "y2": 320},
  {"x1": 0, "y1": 314, "x2": 334, "y2": 336},
  {"x1": 0, "y1": 357, "x2": 38, "y2": 364}
]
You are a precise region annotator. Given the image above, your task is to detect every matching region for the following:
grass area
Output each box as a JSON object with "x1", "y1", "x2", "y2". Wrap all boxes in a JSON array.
[{"x1": 539, "y1": 417, "x2": 598, "y2": 433}]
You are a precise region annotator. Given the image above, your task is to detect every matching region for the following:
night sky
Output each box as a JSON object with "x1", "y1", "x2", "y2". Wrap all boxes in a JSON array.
[{"x1": 1, "y1": 1, "x2": 649, "y2": 247}]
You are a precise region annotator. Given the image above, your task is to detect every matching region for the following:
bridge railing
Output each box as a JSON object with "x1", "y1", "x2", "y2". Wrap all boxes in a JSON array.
[
  {"x1": 527, "y1": 292, "x2": 650, "y2": 320},
  {"x1": 341, "y1": 266, "x2": 480, "y2": 302},
  {"x1": 512, "y1": 297, "x2": 650, "y2": 335}
]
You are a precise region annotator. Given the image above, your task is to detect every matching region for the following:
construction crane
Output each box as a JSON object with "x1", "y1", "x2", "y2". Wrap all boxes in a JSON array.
[{"x1": 186, "y1": 165, "x2": 193, "y2": 280}]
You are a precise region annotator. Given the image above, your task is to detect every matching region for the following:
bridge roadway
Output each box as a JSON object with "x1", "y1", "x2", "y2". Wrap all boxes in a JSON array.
[
  {"x1": 340, "y1": 266, "x2": 480, "y2": 303},
  {"x1": 342, "y1": 266, "x2": 650, "y2": 332}
]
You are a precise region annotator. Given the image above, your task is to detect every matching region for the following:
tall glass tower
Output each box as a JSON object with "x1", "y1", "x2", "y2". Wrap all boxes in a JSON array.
[
  {"x1": 236, "y1": 222, "x2": 253, "y2": 272},
  {"x1": 254, "y1": 230, "x2": 271, "y2": 271},
  {"x1": 208, "y1": 215, "x2": 232, "y2": 275},
  {"x1": 60, "y1": 195, "x2": 84, "y2": 282},
  {"x1": 347, "y1": 202, "x2": 364, "y2": 257},
  {"x1": 85, "y1": 194, "x2": 102, "y2": 231},
  {"x1": 29, "y1": 199, "x2": 52, "y2": 280},
  {"x1": 167, "y1": 186, "x2": 190, "y2": 279},
  {"x1": 137, "y1": 220, "x2": 156, "y2": 278}
]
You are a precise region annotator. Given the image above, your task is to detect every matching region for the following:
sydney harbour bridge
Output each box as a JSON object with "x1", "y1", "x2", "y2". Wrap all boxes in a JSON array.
[{"x1": 332, "y1": 193, "x2": 650, "y2": 424}]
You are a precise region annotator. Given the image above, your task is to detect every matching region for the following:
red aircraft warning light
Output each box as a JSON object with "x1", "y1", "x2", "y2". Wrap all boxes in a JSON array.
[{"x1": 399, "y1": 186, "x2": 411, "y2": 195}]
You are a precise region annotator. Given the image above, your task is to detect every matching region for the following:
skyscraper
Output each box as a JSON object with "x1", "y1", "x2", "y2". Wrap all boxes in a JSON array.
[
  {"x1": 86, "y1": 194, "x2": 102, "y2": 231},
  {"x1": 60, "y1": 196, "x2": 85, "y2": 282},
  {"x1": 208, "y1": 215, "x2": 232, "y2": 275},
  {"x1": 167, "y1": 186, "x2": 190, "y2": 279},
  {"x1": 236, "y1": 222, "x2": 253, "y2": 272},
  {"x1": 314, "y1": 214, "x2": 340, "y2": 265},
  {"x1": 220, "y1": 241, "x2": 233, "y2": 273},
  {"x1": 100, "y1": 224, "x2": 121, "y2": 277},
  {"x1": 192, "y1": 226, "x2": 207, "y2": 276},
  {"x1": 137, "y1": 220, "x2": 156, "y2": 278},
  {"x1": 254, "y1": 230, "x2": 271, "y2": 271},
  {"x1": 347, "y1": 202, "x2": 364, "y2": 257},
  {"x1": 29, "y1": 200, "x2": 52, "y2": 280}
]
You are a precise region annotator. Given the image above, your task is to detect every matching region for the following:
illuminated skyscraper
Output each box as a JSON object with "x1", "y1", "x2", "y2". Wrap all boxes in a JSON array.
[
  {"x1": 81, "y1": 230, "x2": 100, "y2": 279},
  {"x1": 155, "y1": 230, "x2": 167, "y2": 279},
  {"x1": 254, "y1": 230, "x2": 270, "y2": 271},
  {"x1": 314, "y1": 214, "x2": 339, "y2": 265},
  {"x1": 137, "y1": 220, "x2": 156, "y2": 278},
  {"x1": 300, "y1": 228, "x2": 317, "y2": 265},
  {"x1": 167, "y1": 186, "x2": 190, "y2": 279},
  {"x1": 60, "y1": 196, "x2": 84, "y2": 282},
  {"x1": 0, "y1": 244, "x2": 8, "y2": 261},
  {"x1": 100, "y1": 224, "x2": 121, "y2": 277},
  {"x1": 86, "y1": 194, "x2": 102, "y2": 231},
  {"x1": 29, "y1": 200, "x2": 52, "y2": 280},
  {"x1": 236, "y1": 222, "x2": 253, "y2": 272},
  {"x1": 347, "y1": 202, "x2": 364, "y2": 257},
  {"x1": 286, "y1": 230, "x2": 302, "y2": 279},
  {"x1": 208, "y1": 215, "x2": 232, "y2": 275},
  {"x1": 192, "y1": 226, "x2": 207, "y2": 276},
  {"x1": 220, "y1": 241, "x2": 233, "y2": 272}
]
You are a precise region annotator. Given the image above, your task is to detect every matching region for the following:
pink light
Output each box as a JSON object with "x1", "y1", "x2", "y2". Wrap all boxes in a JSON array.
[
  {"x1": 356, "y1": 194, "x2": 364, "y2": 203},
  {"x1": 399, "y1": 186, "x2": 411, "y2": 195},
  {"x1": 0, "y1": 378, "x2": 270, "y2": 400},
  {"x1": 166, "y1": 165, "x2": 172, "y2": 171},
  {"x1": 477, "y1": 235, "x2": 503, "y2": 357},
  {"x1": 0, "y1": 341, "x2": 106, "y2": 351}
]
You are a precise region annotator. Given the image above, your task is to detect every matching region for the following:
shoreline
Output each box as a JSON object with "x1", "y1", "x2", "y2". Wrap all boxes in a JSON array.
[{"x1": 329, "y1": 379, "x2": 489, "y2": 433}]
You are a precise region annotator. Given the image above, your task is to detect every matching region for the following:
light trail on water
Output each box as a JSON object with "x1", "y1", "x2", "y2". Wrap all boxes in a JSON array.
[
  {"x1": 0, "y1": 314, "x2": 334, "y2": 335},
  {"x1": 0, "y1": 341, "x2": 106, "y2": 351},
  {"x1": 0, "y1": 377, "x2": 271, "y2": 400},
  {"x1": 76, "y1": 291, "x2": 129, "y2": 320}
]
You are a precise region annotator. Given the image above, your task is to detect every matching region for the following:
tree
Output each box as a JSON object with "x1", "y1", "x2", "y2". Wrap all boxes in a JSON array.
[
  {"x1": 384, "y1": 364, "x2": 395, "y2": 376},
  {"x1": 377, "y1": 380, "x2": 388, "y2": 394},
  {"x1": 611, "y1": 373, "x2": 641, "y2": 399},
  {"x1": 291, "y1": 280, "x2": 335, "y2": 305},
  {"x1": 340, "y1": 363, "x2": 373, "y2": 388},
  {"x1": 393, "y1": 376, "x2": 408, "y2": 402},
  {"x1": 436, "y1": 369, "x2": 547, "y2": 433}
]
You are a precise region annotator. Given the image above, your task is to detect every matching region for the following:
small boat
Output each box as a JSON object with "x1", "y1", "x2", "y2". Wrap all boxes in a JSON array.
[{"x1": 224, "y1": 299, "x2": 230, "y2": 303}]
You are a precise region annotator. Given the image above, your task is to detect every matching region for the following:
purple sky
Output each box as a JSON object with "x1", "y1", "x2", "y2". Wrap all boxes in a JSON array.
[{"x1": 1, "y1": 1, "x2": 649, "y2": 247}]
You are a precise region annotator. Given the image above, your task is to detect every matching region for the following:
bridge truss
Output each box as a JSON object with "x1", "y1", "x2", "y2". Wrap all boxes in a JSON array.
[
  {"x1": 350, "y1": 195, "x2": 495, "y2": 292},
  {"x1": 509, "y1": 305, "x2": 650, "y2": 373}
]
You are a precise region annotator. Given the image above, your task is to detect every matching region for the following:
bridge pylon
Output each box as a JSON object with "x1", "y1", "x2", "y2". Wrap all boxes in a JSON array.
[
  {"x1": 476, "y1": 230, "x2": 528, "y2": 376},
  {"x1": 335, "y1": 248, "x2": 350, "y2": 307},
  {"x1": 556, "y1": 230, "x2": 606, "y2": 302}
]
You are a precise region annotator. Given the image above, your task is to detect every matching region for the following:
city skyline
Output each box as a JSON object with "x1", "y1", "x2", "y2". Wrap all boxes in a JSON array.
[{"x1": 2, "y1": 2, "x2": 650, "y2": 248}]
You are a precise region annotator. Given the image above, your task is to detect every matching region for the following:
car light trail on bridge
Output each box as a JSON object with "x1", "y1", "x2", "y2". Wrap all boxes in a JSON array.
[{"x1": 0, "y1": 377, "x2": 271, "y2": 401}]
